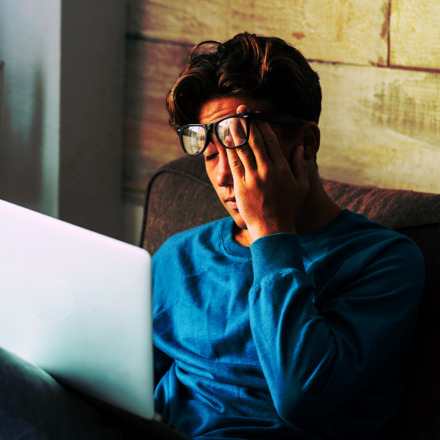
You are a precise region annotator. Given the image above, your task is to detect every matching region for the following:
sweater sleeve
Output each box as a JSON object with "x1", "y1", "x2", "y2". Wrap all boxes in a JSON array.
[{"x1": 248, "y1": 232, "x2": 425, "y2": 426}]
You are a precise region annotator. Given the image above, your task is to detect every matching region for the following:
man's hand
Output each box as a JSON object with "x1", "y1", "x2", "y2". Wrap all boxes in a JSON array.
[{"x1": 226, "y1": 106, "x2": 310, "y2": 243}]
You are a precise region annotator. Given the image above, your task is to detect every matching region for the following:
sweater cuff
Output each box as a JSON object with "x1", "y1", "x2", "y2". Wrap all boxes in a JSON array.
[{"x1": 250, "y1": 233, "x2": 305, "y2": 282}]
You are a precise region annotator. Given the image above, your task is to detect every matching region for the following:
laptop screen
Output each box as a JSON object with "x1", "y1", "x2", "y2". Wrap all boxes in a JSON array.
[{"x1": 0, "y1": 199, "x2": 155, "y2": 420}]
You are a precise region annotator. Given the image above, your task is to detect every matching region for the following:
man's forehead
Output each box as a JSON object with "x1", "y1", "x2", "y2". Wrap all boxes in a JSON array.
[{"x1": 198, "y1": 96, "x2": 278, "y2": 124}]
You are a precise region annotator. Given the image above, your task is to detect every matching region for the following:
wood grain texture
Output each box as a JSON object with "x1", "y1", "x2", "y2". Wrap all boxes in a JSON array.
[
  {"x1": 314, "y1": 62, "x2": 440, "y2": 193},
  {"x1": 390, "y1": 0, "x2": 440, "y2": 70},
  {"x1": 124, "y1": 0, "x2": 440, "y2": 195},
  {"x1": 125, "y1": 40, "x2": 440, "y2": 193},
  {"x1": 124, "y1": 40, "x2": 190, "y2": 191},
  {"x1": 128, "y1": 0, "x2": 389, "y2": 66}
]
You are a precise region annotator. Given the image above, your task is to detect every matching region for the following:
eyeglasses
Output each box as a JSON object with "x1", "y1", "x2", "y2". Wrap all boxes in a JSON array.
[{"x1": 177, "y1": 112, "x2": 305, "y2": 157}]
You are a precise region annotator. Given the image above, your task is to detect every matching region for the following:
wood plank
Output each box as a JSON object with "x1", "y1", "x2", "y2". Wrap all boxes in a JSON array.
[
  {"x1": 390, "y1": 0, "x2": 440, "y2": 70},
  {"x1": 313, "y1": 62, "x2": 440, "y2": 193},
  {"x1": 127, "y1": 0, "x2": 389, "y2": 66},
  {"x1": 125, "y1": 39, "x2": 191, "y2": 121},
  {"x1": 124, "y1": 40, "x2": 191, "y2": 191},
  {"x1": 124, "y1": 38, "x2": 440, "y2": 195},
  {"x1": 124, "y1": 118, "x2": 182, "y2": 191}
]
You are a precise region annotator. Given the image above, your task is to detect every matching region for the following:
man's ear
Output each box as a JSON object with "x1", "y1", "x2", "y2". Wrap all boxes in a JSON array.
[{"x1": 302, "y1": 122, "x2": 320, "y2": 160}]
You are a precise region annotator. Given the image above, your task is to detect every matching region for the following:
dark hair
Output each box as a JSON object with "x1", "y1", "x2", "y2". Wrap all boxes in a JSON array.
[{"x1": 166, "y1": 32, "x2": 322, "y2": 129}]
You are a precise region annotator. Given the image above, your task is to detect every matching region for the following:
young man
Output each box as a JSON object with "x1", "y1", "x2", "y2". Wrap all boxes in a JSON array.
[{"x1": 152, "y1": 32, "x2": 425, "y2": 439}]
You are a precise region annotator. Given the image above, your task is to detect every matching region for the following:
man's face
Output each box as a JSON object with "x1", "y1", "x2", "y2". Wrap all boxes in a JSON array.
[{"x1": 198, "y1": 96, "x2": 298, "y2": 231}]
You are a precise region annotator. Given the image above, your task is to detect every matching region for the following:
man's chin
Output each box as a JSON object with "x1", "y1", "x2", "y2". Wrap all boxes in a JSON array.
[
  {"x1": 223, "y1": 205, "x2": 247, "y2": 230},
  {"x1": 231, "y1": 216, "x2": 251, "y2": 246},
  {"x1": 231, "y1": 214, "x2": 247, "y2": 230}
]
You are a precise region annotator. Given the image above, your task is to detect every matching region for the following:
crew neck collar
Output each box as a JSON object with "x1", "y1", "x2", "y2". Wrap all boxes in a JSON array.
[{"x1": 220, "y1": 217, "x2": 252, "y2": 260}]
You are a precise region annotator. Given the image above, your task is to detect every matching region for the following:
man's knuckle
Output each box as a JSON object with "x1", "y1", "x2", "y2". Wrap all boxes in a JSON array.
[{"x1": 230, "y1": 157, "x2": 242, "y2": 168}]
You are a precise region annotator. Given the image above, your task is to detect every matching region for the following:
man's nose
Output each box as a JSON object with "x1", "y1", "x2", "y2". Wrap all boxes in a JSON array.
[{"x1": 216, "y1": 150, "x2": 233, "y2": 187}]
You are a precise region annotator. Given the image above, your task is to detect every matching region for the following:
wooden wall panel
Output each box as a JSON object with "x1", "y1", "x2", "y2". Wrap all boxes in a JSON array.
[
  {"x1": 124, "y1": 0, "x2": 440, "y2": 197},
  {"x1": 315, "y1": 62, "x2": 440, "y2": 193},
  {"x1": 390, "y1": 0, "x2": 440, "y2": 70},
  {"x1": 124, "y1": 39, "x2": 191, "y2": 191},
  {"x1": 128, "y1": 0, "x2": 389, "y2": 66},
  {"x1": 125, "y1": 42, "x2": 440, "y2": 194}
]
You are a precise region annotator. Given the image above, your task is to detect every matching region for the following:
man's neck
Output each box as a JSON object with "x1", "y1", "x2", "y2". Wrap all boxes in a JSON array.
[{"x1": 295, "y1": 177, "x2": 343, "y2": 236}]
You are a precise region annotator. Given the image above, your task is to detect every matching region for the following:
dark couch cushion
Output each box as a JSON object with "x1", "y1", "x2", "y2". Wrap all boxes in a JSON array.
[
  {"x1": 141, "y1": 156, "x2": 440, "y2": 439},
  {"x1": 140, "y1": 157, "x2": 227, "y2": 255}
]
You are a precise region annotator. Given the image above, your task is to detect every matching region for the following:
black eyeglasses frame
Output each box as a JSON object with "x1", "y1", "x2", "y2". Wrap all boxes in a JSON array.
[{"x1": 176, "y1": 112, "x2": 306, "y2": 157}]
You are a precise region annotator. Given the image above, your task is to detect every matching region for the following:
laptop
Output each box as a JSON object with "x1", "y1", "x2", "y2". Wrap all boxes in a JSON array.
[{"x1": 0, "y1": 199, "x2": 191, "y2": 439}]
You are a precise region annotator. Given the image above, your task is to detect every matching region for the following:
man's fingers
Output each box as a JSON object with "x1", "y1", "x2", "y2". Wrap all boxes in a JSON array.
[
  {"x1": 226, "y1": 147, "x2": 245, "y2": 178},
  {"x1": 228, "y1": 114, "x2": 247, "y2": 147},
  {"x1": 234, "y1": 141, "x2": 257, "y2": 171},
  {"x1": 248, "y1": 118, "x2": 292, "y2": 170}
]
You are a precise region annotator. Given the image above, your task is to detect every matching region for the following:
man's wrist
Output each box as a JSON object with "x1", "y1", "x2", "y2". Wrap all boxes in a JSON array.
[
  {"x1": 250, "y1": 233, "x2": 304, "y2": 280},
  {"x1": 248, "y1": 223, "x2": 297, "y2": 243}
]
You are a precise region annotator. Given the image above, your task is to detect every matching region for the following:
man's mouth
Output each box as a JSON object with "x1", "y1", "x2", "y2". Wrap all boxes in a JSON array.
[{"x1": 225, "y1": 197, "x2": 238, "y2": 210}]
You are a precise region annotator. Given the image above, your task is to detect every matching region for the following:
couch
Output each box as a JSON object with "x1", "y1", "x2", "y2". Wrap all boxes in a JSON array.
[{"x1": 140, "y1": 156, "x2": 440, "y2": 439}]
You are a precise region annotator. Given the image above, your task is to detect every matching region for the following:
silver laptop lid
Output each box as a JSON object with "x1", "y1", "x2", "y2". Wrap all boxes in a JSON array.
[{"x1": 0, "y1": 199, "x2": 155, "y2": 420}]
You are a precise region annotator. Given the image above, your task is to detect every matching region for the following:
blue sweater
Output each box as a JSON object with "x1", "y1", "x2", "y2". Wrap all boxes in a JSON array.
[{"x1": 153, "y1": 210, "x2": 425, "y2": 440}]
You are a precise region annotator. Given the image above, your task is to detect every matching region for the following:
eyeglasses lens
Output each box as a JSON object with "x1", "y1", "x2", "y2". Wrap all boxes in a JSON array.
[
  {"x1": 182, "y1": 126, "x2": 206, "y2": 156},
  {"x1": 181, "y1": 116, "x2": 248, "y2": 156},
  {"x1": 217, "y1": 117, "x2": 247, "y2": 148}
]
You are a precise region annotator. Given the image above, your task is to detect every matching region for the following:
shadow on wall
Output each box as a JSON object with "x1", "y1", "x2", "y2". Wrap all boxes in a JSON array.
[{"x1": 0, "y1": 68, "x2": 43, "y2": 207}]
